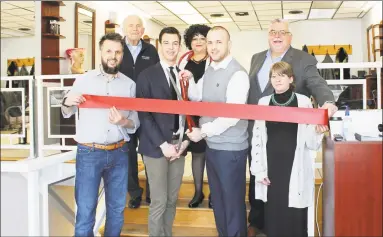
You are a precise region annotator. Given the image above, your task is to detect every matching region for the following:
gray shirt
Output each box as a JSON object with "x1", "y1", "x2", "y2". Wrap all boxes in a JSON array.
[{"x1": 62, "y1": 69, "x2": 140, "y2": 144}]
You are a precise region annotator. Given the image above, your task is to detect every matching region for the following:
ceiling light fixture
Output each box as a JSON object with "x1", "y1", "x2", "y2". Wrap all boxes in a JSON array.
[
  {"x1": 210, "y1": 13, "x2": 224, "y2": 17},
  {"x1": 288, "y1": 10, "x2": 303, "y2": 14},
  {"x1": 18, "y1": 28, "x2": 31, "y2": 31},
  {"x1": 235, "y1": 12, "x2": 249, "y2": 16}
]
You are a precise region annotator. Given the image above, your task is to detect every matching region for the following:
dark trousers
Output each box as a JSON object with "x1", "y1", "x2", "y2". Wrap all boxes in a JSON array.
[
  {"x1": 206, "y1": 147, "x2": 248, "y2": 237},
  {"x1": 248, "y1": 146, "x2": 265, "y2": 230},
  {"x1": 127, "y1": 134, "x2": 150, "y2": 199}
]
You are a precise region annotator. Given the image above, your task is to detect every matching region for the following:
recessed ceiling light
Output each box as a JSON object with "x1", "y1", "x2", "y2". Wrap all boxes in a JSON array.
[
  {"x1": 235, "y1": 12, "x2": 249, "y2": 16},
  {"x1": 18, "y1": 28, "x2": 31, "y2": 31},
  {"x1": 210, "y1": 13, "x2": 224, "y2": 17},
  {"x1": 288, "y1": 10, "x2": 303, "y2": 14}
]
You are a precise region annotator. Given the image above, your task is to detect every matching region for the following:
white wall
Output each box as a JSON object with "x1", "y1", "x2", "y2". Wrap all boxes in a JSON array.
[
  {"x1": 290, "y1": 19, "x2": 363, "y2": 64},
  {"x1": 361, "y1": 1, "x2": 383, "y2": 62},
  {"x1": 230, "y1": 30, "x2": 269, "y2": 72}
]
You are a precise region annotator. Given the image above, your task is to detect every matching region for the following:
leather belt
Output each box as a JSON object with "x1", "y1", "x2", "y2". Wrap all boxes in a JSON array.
[{"x1": 79, "y1": 140, "x2": 125, "y2": 150}]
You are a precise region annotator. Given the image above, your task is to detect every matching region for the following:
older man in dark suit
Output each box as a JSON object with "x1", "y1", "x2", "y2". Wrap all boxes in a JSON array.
[{"x1": 247, "y1": 18, "x2": 338, "y2": 237}]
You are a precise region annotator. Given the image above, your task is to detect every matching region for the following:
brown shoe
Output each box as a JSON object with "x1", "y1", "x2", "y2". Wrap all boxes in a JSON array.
[
  {"x1": 247, "y1": 226, "x2": 257, "y2": 237},
  {"x1": 248, "y1": 226, "x2": 266, "y2": 237}
]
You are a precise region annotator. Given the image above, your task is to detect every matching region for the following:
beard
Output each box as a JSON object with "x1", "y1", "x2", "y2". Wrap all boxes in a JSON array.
[{"x1": 101, "y1": 58, "x2": 120, "y2": 74}]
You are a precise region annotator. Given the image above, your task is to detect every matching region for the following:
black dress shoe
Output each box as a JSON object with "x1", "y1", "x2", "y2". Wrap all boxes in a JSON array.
[
  {"x1": 128, "y1": 197, "x2": 142, "y2": 209},
  {"x1": 146, "y1": 197, "x2": 151, "y2": 204},
  {"x1": 188, "y1": 193, "x2": 205, "y2": 208},
  {"x1": 208, "y1": 194, "x2": 213, "y2": 209}
]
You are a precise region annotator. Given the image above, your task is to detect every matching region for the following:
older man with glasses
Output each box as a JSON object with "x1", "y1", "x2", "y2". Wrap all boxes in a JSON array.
[{"x1": 246, "y1": 18, "x2": 337, "y2": 237}]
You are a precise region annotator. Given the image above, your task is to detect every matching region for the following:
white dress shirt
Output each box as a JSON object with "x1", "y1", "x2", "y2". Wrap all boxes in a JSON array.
[{"x1": 188, "y1": 55, "x2": 250, "y2": 137}]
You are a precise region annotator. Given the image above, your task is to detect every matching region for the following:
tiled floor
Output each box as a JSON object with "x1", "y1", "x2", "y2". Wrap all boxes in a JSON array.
[{"x1": 138, "y1": 151, "x2": 323, "y2": 181}]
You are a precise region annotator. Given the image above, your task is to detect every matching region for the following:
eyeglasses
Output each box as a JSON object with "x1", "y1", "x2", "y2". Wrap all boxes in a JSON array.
[{"x1": 268, "y1": 30, "x2": 291, "y2": 37}]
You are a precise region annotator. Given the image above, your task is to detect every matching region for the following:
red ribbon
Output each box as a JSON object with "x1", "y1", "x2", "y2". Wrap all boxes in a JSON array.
[{"x1": 79, "y1": 95, "x2": 328, "y2": 125}]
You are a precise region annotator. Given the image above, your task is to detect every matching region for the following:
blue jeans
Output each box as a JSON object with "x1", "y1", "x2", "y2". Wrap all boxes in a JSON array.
[{"x1": 74, "y1": 143, "x2": 129, "y2": 237}]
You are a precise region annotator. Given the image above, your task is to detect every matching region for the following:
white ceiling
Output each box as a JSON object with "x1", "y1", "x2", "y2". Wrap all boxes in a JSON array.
[
  {"x1": 0, "y1": 1, "x2": 378, "y2": 38},
  {"x1": 128, "y1": 1, "x2": 377, "y2": 32},
  {"x1": 1, "y1": 1, "x2": 35, "y2": 38}
]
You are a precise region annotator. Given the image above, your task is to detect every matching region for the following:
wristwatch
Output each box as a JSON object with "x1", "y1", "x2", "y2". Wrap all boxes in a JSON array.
[{"x1": 61, "y1": 97, "x2": 70, "y2": 107}]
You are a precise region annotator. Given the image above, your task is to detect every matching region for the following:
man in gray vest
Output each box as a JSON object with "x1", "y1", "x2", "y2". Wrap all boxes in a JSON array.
[{"x1": 183, "y1": 26, "x2": 249, "y2": 237}]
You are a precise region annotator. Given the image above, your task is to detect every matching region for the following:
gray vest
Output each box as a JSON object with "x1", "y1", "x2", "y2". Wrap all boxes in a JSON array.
[{"x1": 200, "y1": 58, "x2": 249, "y2": 151}]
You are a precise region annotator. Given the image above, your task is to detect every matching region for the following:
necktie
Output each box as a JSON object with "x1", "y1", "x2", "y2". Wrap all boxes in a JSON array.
[{"x1": 169, "y1": 66, "x2": 179, "y2": 132}]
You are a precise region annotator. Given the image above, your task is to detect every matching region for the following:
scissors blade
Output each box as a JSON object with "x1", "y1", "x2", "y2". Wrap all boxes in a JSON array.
[{"x1": 176, "y1": 115, "x2": 186, "y2": 152}]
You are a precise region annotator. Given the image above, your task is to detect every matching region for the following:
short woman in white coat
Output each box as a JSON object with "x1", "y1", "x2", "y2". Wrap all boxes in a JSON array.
[{"x1": 250, "y1": 61, "x2": 325, "y2": 237}]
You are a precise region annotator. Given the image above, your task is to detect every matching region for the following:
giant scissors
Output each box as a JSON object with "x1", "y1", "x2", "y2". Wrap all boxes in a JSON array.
[{"x1": 166, "y1": 67, "x2": 195, "y2": 152}]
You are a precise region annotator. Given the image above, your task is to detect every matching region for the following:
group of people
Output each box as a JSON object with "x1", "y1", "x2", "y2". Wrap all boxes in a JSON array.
[{"x1": 61, "y1": 15, "x2": 337, "y2": 237}]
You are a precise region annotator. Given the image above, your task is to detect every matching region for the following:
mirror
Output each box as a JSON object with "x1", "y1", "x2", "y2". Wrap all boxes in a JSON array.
[{"x1": 75, "y1": 3, "x2": 95, "y2": 73}]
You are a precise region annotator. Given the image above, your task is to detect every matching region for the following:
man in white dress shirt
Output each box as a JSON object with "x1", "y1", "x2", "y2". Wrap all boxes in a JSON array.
[{"x1": 184, "y1": 26, "x2": 250, "y2": 237}]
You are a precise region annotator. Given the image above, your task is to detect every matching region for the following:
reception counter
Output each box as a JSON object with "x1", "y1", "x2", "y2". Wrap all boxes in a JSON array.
[{"x1": 323, "y1": 137, "x2": 382, "y2": 236}]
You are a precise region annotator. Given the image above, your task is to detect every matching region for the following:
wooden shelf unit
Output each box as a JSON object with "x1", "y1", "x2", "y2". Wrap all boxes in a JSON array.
[
  {"x1": 367, "y1": 21, "x2": 383, "y2": 62},
  {"x1": 41, "y1": 1, "x2": 66, "y2": 75},
  {"x1": 45, "y1": 1, "x2": 65, "y2": 6}
]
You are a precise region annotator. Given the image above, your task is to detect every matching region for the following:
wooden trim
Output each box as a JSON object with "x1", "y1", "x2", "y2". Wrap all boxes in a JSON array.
[
  {"x1": 45, "y1": 1, "x2": 65, "y2": 6},
  {"x1": 74, "y1": 3, "x2": 78, "y2": 48},
  {"x1": 42, "y1": 16, "x2": 65, "y2": 22},
  {"x1": 367, "y1": 24, "x2": 371, "y2": 62},
  {"x1": 372, "y1": 24, "x2": 376, "y2": 62},
  {"x1": 92, "y1": 11, "x2": 96, "y2": 69},
  {"x1": 42, "y1": 56, "x2": 66, "y2": 60},
  {"x1": 42, "y1": 33, "x2": 65, "y2": 39}
]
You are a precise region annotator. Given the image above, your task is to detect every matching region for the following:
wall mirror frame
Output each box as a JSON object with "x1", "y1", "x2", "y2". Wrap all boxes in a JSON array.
[{"x1": 74, "y1": 3, "x2": 96, "y2": 71}]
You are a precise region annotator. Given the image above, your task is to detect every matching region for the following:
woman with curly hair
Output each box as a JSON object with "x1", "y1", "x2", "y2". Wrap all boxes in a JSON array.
[{"x1": 178, "y1": 24, "x2": 212, "y2": 208}]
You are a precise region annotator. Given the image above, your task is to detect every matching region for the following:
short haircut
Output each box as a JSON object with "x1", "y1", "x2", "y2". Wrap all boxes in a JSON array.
[
  {"x1": 99, "y1": 33, "x2": 124, "y2": 49},
  {"x1": 270, "y1": 61, "x2": 295, "y2": 89},
  {"x1": 122, "y1": 15, "x2": 145, "y2": 30},
  {"x1": 159, "y1": 27, "x2": 181, "y2": 43},
  {"x1": 269, "y1": 18, "x2": 290, "y2": 32},
  {"x1": 183, "y1": 24, "x2": 211, "y2": 50},
  {"x1": 209, "y1": 26, "x2": 230, "y2": 40}
]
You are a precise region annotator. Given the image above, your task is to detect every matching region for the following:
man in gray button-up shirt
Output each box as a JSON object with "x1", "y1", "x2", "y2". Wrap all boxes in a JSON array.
[{"x1": 61, "y1": 33, "x2": 139, "y2": 237}]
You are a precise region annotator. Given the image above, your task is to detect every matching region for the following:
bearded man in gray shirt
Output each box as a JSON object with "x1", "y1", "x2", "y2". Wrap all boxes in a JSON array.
[{"x1": 61, "y1": 33, "x2": 139, "y2": 237}]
